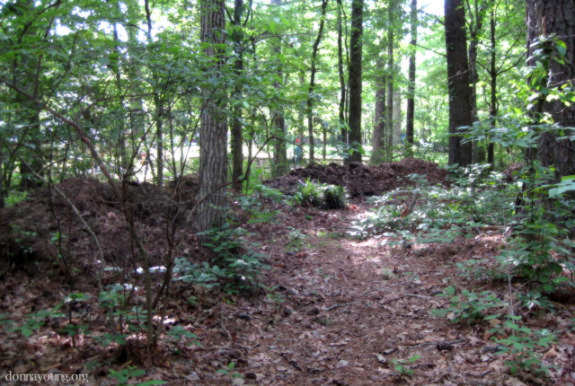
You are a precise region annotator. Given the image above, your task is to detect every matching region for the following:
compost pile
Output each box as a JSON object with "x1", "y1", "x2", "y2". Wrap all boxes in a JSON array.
[
  {"x1": 266, "y1": 158, "x2": 448, "y2": 197},
  {"x1": 0, "y1": 176, "x2": 200, "y2": 273}
]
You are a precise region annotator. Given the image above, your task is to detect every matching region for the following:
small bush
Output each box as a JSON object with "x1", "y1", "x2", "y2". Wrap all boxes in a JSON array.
[
  {"x1": 432, "y1": 286, "x2": 506, "y2": 325},
  {"x1": 175, "y1": 225, "x2": 266, "y2": 294},
  {"x1": 293, "y1": 179, "x2": 346, "y2": 209}
]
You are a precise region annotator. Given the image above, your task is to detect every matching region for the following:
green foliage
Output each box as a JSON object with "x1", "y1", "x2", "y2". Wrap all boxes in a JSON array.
[
  {"x1": 167, "y1": 325, "x2": 201, "y2": 347},
  {"x1": 432, "y1": 286, "x2": 505, "y2": 325},
  {"x1": 293, "y1": 179, "x2": 346, "y2": 209},
  {"x1": 4, "y1": 190, "x2": 27, "y2": 207},
  {"x1": 108, "y1": 366, "x2": 166, "y2": 386},
  {"x1": 391, "y1": 354, "x2": 420, "y2": 377},
  {"x1": 216, "y1": 361, "x2": 243, "y2": 381},
  {"x1": 16, "y1": 307, "x2": 64, "y2": 337},
  {"x1": 548, "y1": 175, "x2": 575, "y2": 198},
  {"x1": 350, "y1": 171, "x2": 516, "y2": 241},
  {"x1": 175, "y1": 225, "x2": 266, "y2": 294},
  {"x1": 285, "y1": 227, "x2": 307, "y2": 253},
  {"x1": 236, "y1": 184, "x2": 285, "y2": 224},
  {"x1": 492, "y1": 316, "x2": 555, "y2": 378}
]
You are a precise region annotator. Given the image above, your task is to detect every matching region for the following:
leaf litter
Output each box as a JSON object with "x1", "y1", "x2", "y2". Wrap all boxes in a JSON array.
[{"x1": 0, "y1": 159, "x2": 573, "y2": 385}]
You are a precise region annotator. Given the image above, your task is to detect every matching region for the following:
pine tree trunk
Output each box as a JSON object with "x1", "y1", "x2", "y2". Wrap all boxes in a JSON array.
[
  {"x1": 231, "y1": 0, "x2": 245, "y2": 191},
  {"x1": 272, "y1": 0, "x2": 288, "y2": 177},
  {"x1": 370, "y1": 68, "x2": 386, "y2": 165},
  {"x1": 346, "y1": 0, "x2": 363, "y2": 164},
  {"x1": 405, "y1": 0, "x2": 417, "y2": 156},
  {"x1": 527, "y1": 0, "x2": 575, "y2": 178},
  {"x1": 488, "y1": 7, "x2": 497, "y2": 166},
  {"x1": 445, "y1": 0, "x2": 473, "y2": 166},
  {"x1": 306, "y1": 0, "x2": 329, "y2": 164},
  {"x1": 337, "y1": 0, "x2": 347, "y2": 144},
  {"x1": 196, "y1": 0, "x2": 228, "y2": 233},
  {"x1": 385, "y1": 0, "x2": 395, "y2": 162}
]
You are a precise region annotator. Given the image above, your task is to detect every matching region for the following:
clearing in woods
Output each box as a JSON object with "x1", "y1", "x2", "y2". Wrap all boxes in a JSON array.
[{"x1": 0, "y1": 159, "x2": 573, "y2": 384}]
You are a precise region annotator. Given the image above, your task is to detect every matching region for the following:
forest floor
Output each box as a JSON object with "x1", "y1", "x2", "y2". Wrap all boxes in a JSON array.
[{"x1": 0, "y1": 160, "x2": 573, "y2": 385}]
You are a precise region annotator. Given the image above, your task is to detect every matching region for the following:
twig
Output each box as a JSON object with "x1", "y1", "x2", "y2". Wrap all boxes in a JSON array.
[{"x1": 25, "y1": 164, "x2": 103, "y2": 292}]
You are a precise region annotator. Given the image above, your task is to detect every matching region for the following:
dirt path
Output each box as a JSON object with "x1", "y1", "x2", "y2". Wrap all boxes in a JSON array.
[
  {"x1": 1, "y1": 181, "x2": 572, "y2": 384},
  {"x1": 184, "y1": 205, "x2": 539, "y2": 385}
]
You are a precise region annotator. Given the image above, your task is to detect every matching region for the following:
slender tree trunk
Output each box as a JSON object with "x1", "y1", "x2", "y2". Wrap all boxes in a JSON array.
[
  {"x1": 488, "y1": 5, "x2": 497, "y2": 166},
  {"x1": 155, "y1": 100, "x2": 164, "y2": 185},
  {"x1": 406, "y1": 0, "x2": 417, "y2": 156},
  {"x1": 467, "y1": 0, "x2": 487, "y2": 163},
  {"x1": 337, "y1": 0, "x2": 347, "y2": 144},
  {"x1": 385, "y1": 0, "x2": 395, "y2": 162},
  {"x1": 445, "y1": 0, "x2": 473, "y2": 166},
  {"x1": 144, "y1": 0, "x2": 165, "y2": 185},
  {"x1": 298, "y1": 70, "x2": 306, "y2": 152},
  {"x1": 231, "y1": 0, "x2": 245, "y2": 190},
  {"x1": 370, "y1": 67, "x2": 386, "y2": 165},
  {"x1": 196, "y1": 0, "x2": 228, "y2": 232},
  {"x1": 111, "y1": 21, "x2": 129, "y2": 175},
  {"x1": 272, "y1": 0, "x2": 288, "y2": 176},
  {"x1": 127, "y1": 2, "x2": 146, "y2": 175},
  {"x1": 306, "y1": 0, "x2": 329, "y2": 163},
  {"x1": 346, "y1": 0, "x2": 363, "y2": 164}
]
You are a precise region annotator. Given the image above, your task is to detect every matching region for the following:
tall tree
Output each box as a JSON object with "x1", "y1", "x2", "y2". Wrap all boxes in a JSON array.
[
  {"x1": 465, "y1": 0, "x2": 488, "y2": 162},
  {"x1": 337, "y1": 0, "x2": 348, "y2": 144},
  {"x1": 526, "y1": 0, "x2": 575, "y2": 178},
  {"x1": 445, "y1": 0, "x2": 473, "y2": 166},
  {"x1": 272, "y1": 0, "x2": 288, "y2": 177},
  {"x1": 405, "y1": 0, "x2": 418, "y2": 156},
  {"x1": 196, "y1": 0, "x2": 228, "y2": 232},
  {"x1": 231, "y1": 0, "x2": 245, "y2": 190},
  {"x1": 306, "y1": 0, "x2": 329, "y2": 163},
  {"x1": 385, "y1": 0, "x2": 397, "y2": 162},
  {"x1": 487, "y1": 3, "x2": 497, "y2": 166},
  {"x1": 370, "y1": 60, "x2": 386, "y2": 164},
  {"x1": 346, "y1": 0, "x2": 363, "y2": 164},
  {"x1": 144, "y1": 0, "x2": 166, "y2": 185}
]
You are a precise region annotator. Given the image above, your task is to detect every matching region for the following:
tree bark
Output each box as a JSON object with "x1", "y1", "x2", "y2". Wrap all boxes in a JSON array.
[
  {"x1": 306, "y1": 0, "x2": 329, "y2": 163},
  {"x1": 346, "y1": 0, "x2": 363, "y2": 164},
  {"x1": 231, "y1": 0, "x2": 245, "y2": 190},
  {"x1": 196, "y1": 0, "x2": 228, "y2": 232},
  {"x1": 272, "y1": 0, "x2": 288, "y2": 177},
  {"x1": 466, "y1": 0, "x2": 488, "y2": 163},
  {"x1": 488, "y1": 6, "x2": 497, "y2": 166},
  {"x1": 385, "y1": 0, "x2": 396, "y2": 162},
  {"x1": 445, "y1": 0, "x2": 473, "y2": 166},
  {"x1": 406, "y1": 0, "x2": 417, "y2": 156},
  {"x1": 370, "y1": 66, "x2": 386, "y2": 165},
  {"x1": 526, "y1": 0, "x2": 575, "y2": 178},
  {"x1": 337, "y1": 0, "x2": 347, "y2": 144}
]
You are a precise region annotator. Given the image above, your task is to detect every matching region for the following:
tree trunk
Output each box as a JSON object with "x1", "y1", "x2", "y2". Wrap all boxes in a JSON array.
[
  {"x1": 337, "y1": 0, "x2": 347, "y2": 144},
  {"x1": 231, "y1": 0, "x2": 245, "y2": 190},
  {"x1": 445, "y1": 0, "x2": 473, "y2": 166},
  {"x1": 488, "y1": 6, "x2": 497, "y2": 166},
  {"x1": 272, "y1": 0, "x2": 288, "y2": 177},
  {"x1": 196, "y1": 0, "x2": 228, "y2": 232},
  {"x1": 346, "y1": 0, "x2": 363, "y2": 164},
  {"x1": 406, "y1": 0, "x2": 417, "y2": 156},
  {"x1": 467, "y1": 0, "x2": 488, "y2": 163},
  {"x1": 385, "y1": 0, "x2": 395, "y2": 162},
  {"x1": 526, "y1": 0, "x2": 575, "y2": 178},
  {"x1": 370, "y1": 68, "x2": 386, "y2": 165},
  {"x1": 306, "y1": 0, "x2": 329, "y2": 164}
]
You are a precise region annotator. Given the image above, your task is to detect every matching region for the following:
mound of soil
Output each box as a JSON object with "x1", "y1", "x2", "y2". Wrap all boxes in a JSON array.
[
  {"x1": 266, "y1": 158, "x2": 448, "y2": 197},
  {"x1": 0, "y1": 177, "x2": 199, "y2": 273}
]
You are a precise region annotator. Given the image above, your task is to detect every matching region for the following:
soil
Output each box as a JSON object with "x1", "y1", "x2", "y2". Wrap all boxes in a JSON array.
[
  {"x1": 265, "y1": 158, "x2": 449, "y2": 197},
  {"x1": 0, "y1": 159, "x2": 573, "y2": 385}
]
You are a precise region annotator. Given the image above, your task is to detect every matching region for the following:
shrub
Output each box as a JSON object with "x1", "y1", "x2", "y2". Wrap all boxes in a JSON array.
[{"x1": 293, "y1": 178, "x2": 346, "y2": 209}]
